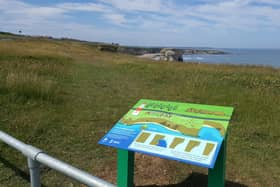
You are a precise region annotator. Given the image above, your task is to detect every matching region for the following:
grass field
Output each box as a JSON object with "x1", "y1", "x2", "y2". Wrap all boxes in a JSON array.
[{"x1": 0, "y1": 36, "x2": 280, "y2": 187}]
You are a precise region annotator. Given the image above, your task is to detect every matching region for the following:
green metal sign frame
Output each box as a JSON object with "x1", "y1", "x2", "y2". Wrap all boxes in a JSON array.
[{"x1": 117, "y1": 135, "x2": 227, "y2": 187}]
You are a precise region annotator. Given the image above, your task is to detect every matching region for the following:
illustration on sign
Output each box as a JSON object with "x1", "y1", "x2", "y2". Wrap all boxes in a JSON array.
[{"x1": 99, "y1": 99, "x2": 234, "y2": 168}]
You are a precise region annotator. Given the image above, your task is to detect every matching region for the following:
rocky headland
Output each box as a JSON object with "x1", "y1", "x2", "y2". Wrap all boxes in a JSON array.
[
  {"x1": 97, "y1": 44, "x2": 228, "y2": 62},
  {"x1": 136, "y1": 48, "x2": 227, "y2": 62}
]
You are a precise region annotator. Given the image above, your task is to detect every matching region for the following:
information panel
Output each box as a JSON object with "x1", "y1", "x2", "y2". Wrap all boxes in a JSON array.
[{"x1": 99, "y1": 99, "x2": 234, "y2": 168}]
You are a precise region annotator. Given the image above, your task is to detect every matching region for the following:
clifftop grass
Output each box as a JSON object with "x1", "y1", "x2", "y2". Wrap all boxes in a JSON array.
[{"x1": 0, "y1": 37, "x2": 280, "y2": 187}]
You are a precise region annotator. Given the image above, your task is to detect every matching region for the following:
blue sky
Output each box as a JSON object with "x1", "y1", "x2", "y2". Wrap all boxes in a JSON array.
[{"x1": 1, "y1": 0, "x2": 280, "y2": 48}]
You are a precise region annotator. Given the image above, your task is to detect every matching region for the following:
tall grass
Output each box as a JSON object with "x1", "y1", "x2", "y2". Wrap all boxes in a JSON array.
[
  {"x1": 0, "y1": 52, "x2": 72, "y2": 103},
  {"x1": 5, "y1": 71, "x2": 58, "y2": 102}
]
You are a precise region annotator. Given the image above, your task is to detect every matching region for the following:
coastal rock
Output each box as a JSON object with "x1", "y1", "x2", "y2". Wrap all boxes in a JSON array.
[
  {"x1": 136, "y1": 48, "x2": 227, "y2": 62},
  {"x1": 154, "y1": 48, "x2": 183, "y2": 62}
]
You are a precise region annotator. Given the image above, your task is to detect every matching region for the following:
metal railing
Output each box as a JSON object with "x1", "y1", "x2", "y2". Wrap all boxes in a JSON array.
[{"x1": 0, "y1": 130, "x2": 116, "y2": 187}]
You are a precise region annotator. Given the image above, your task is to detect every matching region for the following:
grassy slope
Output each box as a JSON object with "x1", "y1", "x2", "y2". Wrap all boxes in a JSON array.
[{"x1": 0, "y1": 38, "x2": 279, "y2": 187}]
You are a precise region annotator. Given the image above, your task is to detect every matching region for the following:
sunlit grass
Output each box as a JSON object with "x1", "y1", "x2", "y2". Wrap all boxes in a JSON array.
[{"x1": 0, "y1": 37, "x2": 279, "y2": 187}]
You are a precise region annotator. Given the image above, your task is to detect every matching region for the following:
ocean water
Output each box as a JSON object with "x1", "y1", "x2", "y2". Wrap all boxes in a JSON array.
[{"x1": 183, "y1": 48, "x2": 280, "y2": 68}]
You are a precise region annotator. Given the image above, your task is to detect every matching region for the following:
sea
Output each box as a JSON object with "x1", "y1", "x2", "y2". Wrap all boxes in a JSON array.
[{"x1": 183, "y1": 48, "x2": 280, "y2": 68}]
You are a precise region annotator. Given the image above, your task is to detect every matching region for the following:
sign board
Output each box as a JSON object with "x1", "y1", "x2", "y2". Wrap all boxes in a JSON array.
[{"x1": 99, "y1": 99, "x2": 234, "y2": 168}]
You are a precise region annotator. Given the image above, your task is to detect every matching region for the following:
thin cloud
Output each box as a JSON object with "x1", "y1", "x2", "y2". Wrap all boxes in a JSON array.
[
  {"x1": 1, "y1": 1, "x2": 64, "y2": 15},
  {"x1": 100, "y1": 0, "x2": 164, "y2": 12},
  {"x1": 103, "y1": 13, "x2": 126, "y2": 25},
  {"x1": 57, "y1": 2, "x2": 110, "y2": 13}
]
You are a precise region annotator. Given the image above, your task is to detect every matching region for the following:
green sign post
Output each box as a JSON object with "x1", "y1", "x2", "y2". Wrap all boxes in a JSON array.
[
  {"x1": 117, "y1": 149, "x2": 134, "y2": 187},
  {"x1": 99, "y1": 99, "x2": 234, "y2": 187},
  {"x1": 208, "y1": 135, "x2": 227, "y2": 187}
]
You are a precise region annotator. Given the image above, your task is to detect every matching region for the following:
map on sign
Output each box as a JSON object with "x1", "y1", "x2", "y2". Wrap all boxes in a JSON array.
[{"x1": 99, "y1": 99, "x2": 234, "y2": 168}]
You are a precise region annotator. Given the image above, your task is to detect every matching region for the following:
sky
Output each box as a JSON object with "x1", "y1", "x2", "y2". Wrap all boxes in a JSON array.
[{"x1": 1, "y1": 0, "x2": 280, "y2": 48}]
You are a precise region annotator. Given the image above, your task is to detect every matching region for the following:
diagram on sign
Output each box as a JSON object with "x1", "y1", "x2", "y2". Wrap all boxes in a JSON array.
[{"x1": 129, "y1": 131, "x2": 217, "y2": 166}]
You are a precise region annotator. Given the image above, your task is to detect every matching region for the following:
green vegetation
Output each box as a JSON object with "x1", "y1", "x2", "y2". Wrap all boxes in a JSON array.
[{"x1": 0, "y1": 36, "x2": 279, "y2": 187}]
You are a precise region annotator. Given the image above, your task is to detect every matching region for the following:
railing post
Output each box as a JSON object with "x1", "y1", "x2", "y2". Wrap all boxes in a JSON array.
[{"x1": 27, "y1": 158, "x2": 41, "y2": 187}]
